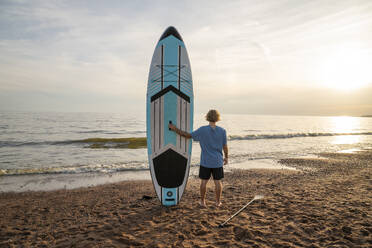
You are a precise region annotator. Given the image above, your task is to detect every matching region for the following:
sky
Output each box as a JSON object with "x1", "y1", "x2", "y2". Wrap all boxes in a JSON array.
[{"x1": 0, "y1": 0, "x2": 372, "y2": 116}]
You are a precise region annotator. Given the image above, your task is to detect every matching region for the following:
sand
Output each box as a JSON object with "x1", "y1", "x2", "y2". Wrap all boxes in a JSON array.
[{"x1": 0, "y1": 150, "x2": 371, "y2": 247}]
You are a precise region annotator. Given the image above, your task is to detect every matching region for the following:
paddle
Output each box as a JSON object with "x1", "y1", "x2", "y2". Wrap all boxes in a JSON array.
[{"x1": 218, "y1": 195, "x2": 264, "y2": 228}]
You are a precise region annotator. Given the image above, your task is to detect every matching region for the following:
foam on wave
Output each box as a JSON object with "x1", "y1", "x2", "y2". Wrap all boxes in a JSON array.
[
  {"x1": 0, "y1": 162, "x2": 149, "y2": 176},
  {"x1": 228, "y1": 132, "x2": 372, "y2": 141}
]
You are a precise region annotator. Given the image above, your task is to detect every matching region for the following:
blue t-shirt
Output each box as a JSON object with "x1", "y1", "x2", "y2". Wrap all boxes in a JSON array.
[{"x1": 191, "y1": 125, "x2": 227, "y2": 168}]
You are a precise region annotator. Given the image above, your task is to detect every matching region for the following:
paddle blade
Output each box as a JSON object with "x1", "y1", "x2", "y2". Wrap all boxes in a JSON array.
[{"x1": 254, "y1": 195, "x2": 264, "y2": 200}]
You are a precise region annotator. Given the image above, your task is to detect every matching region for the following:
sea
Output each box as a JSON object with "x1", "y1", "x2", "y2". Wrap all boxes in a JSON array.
[{"x1": 1, "y1": 112, "x2": 372, "y2": 192}]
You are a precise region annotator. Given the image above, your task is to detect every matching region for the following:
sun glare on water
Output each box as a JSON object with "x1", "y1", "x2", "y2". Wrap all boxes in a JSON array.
[
  {"x1": 317, "y1": 47, "x2": 372, "y2": 91},
  {"x1": 330, "y1": 116, "x2": 361, "y2": 145}
]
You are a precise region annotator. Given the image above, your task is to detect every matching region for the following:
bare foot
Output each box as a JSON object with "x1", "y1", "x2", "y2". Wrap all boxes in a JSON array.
[
  {"x1": 199, "y1": 201, "x2": 207, "y2": 208},
  {"x1": 216, "y1": 202, "x2": 222, "y2": 207}
]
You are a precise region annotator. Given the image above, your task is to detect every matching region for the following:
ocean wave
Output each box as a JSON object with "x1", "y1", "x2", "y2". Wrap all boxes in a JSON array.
[
  {"x1": 0, "y1": 162, "x2": 149, "y2": 176},
  {"x1": 65, "y1": 137, "x2": 147, "y2": 149},
  {"x1": 0, "y1": 137, "x2": 147, "y2": 149},
  {"x1": 229, "y1": 132, "x2": 372, "y2": 141},
  {"x1": 1, "y1": 132, "x2": 372, "y2": 149},
  {"x1": 76, "y1": 130, "x2": 106, "y2": 134},
  {"x1": 75, "y1": 130, "x2": 140, "y2": 135},
  {"x1": 0, "y1": 141, "x2": 44, "y2": 147}
]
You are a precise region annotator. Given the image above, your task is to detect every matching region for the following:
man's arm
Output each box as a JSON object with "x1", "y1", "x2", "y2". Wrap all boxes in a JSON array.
[
  {"x1": 168, "y1": 123, "x2": 192, "y2": 139},
  {"x1": 223, "y1": 144, "x2": 228, "y2": 165}
]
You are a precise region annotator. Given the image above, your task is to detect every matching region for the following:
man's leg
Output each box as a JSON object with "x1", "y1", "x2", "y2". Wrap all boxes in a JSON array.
[
  {"x1": 200, "y1": 179, "x2": 208, "y2": 207},
  {"x1": 214, "y1": 179, "x2": 222, "y2": 206}
]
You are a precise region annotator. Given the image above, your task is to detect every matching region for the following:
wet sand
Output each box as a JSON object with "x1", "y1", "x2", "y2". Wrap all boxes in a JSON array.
[{"x1": 0, "y1": 150, "x2": 371, "y2": 247}]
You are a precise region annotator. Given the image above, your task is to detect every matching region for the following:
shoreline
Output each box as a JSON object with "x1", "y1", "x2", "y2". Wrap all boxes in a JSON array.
[
  {"x1": 0, "y1": 150, "x2": 371, "y2": 247},
  {"x1": 0, "y1": 159, "x2": 294, "y2": 193}
]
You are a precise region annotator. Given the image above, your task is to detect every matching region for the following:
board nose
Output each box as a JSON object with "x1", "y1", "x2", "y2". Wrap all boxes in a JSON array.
[{"x1": 159, "y1": 26, "x2": 183, "y2": 42}]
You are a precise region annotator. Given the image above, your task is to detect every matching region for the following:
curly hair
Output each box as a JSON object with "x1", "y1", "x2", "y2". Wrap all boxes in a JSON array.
[{"x1": 205, "y1": 109, "x2": 220, "y2": 122}]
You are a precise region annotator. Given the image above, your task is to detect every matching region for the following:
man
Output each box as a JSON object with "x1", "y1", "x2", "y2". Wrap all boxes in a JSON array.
[{"x1": 168, "y1": 109, "x2": 228, "y2": 207}]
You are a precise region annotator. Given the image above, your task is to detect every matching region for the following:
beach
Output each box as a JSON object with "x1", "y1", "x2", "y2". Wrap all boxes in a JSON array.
[
  {"x1": 0, "y1": 150, "x2": 371, "y2": 247},
  {"x1": 2, "y1": 0, "x2": 372, "y2": 246}
]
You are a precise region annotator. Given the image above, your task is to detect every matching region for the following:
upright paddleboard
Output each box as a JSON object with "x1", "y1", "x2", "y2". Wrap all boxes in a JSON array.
[{"x1": 146, "y1": 26, "x2": 194, "y2": 206}]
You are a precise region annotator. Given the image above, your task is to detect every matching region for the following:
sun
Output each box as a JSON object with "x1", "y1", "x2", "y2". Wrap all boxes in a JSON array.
[{"x1": 317, "y1": 47, "x2": 372, "y2": 91}]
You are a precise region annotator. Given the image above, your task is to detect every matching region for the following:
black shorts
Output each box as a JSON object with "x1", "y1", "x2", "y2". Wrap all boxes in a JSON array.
[{"x1": 199, "y1": 165, "x2": 224, "y2": 180}]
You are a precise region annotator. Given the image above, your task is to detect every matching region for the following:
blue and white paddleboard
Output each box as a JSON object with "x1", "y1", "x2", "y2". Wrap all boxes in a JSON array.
[{"x1": 146, "y1": 26, "x2": 194, "y2": 206}]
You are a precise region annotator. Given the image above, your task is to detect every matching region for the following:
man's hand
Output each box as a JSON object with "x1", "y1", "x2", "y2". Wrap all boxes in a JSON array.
[
  {"x1": 168, "y1": 123, "x2": 177, "y2": 131},
  {"x1": 223, "y1": 145, "x2": 228, "y2": 165},
  {"x1": 168, "y1": 123, "x2": 192, "y2": 139}
]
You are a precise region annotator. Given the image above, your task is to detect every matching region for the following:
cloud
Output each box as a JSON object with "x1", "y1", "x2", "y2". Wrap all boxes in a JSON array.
[{"x1": 0, "y1": 0, "x2": 372, "y2": 115}]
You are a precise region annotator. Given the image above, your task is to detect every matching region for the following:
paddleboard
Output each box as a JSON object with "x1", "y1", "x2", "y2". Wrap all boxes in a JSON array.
[{"x1": 146, "y1": 26, "x2": 194, "y2": 206}]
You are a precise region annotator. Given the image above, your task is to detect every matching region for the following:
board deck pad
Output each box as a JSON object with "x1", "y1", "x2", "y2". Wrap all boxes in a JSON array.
[{"x1": 146, "y1": 26, "x2": 193, "y2": 206}]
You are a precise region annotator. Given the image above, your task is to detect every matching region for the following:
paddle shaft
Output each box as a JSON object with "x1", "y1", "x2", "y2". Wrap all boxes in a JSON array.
[{"x1": 219, "y1": 198, "x2": 256, "y2": 227}]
